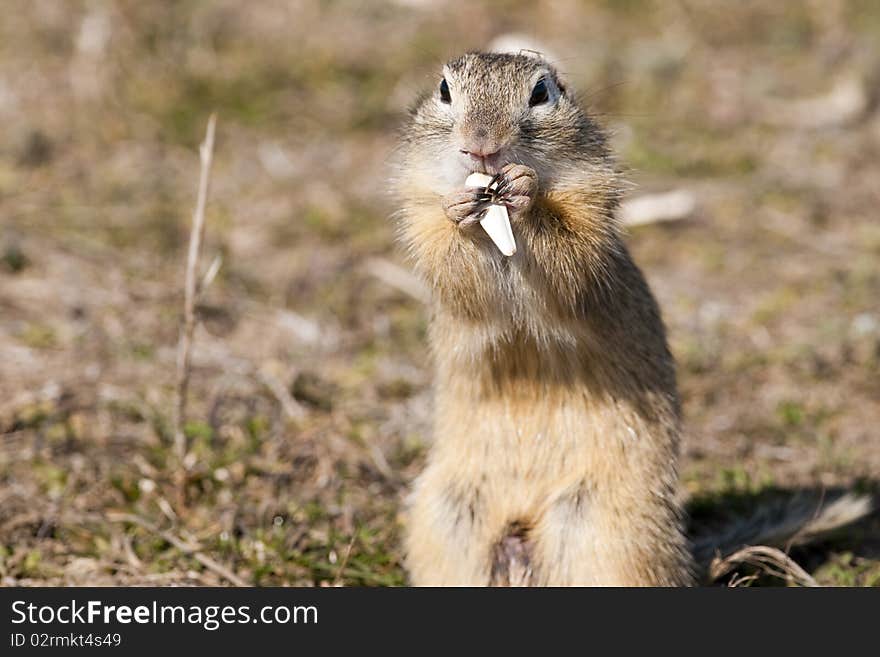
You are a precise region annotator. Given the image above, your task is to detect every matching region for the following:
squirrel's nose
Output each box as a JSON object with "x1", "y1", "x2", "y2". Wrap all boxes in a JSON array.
[
  {"x1": 460, "y1": 146, "x2": 505, "y2": 173},
  {"x1": 460, "y1": 139, "x2": 506, "y2": 168},
  {"x1": 459, "y1": 132, "x2": 504, "y2": 160},
  {"x1": 459, "y1": 134, "x2": 507, "y2": 171},
  {"x1": 460, "y1": 147, "x2": 501, "y2": 159}
]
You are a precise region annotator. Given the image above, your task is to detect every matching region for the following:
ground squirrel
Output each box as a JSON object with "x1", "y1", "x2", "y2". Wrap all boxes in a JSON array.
[{"x1": 392, "y1": 52, "x2": 872, "y2": 586}]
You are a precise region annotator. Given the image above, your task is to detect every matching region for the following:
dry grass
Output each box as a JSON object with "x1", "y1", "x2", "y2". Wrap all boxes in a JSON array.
[
  {"x1": 711, "y1": 546, "x2": 819, "y2": 587},
  {"x1": 174, "y1": 112, "x2": 218, "y2": 468},
  {"x1": 1, "y1": 1, "x2": 879, "y2": 587}
]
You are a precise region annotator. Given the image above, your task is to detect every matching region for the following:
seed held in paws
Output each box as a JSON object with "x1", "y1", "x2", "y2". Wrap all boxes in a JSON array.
[{"x1": 464, "y1": 172, "x2": 517, "y2": 256}]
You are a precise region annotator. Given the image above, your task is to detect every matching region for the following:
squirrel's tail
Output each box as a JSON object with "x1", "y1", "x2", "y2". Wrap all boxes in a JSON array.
[{"x1": 690, "y1": 492, "x2": 874, "y2": 583}]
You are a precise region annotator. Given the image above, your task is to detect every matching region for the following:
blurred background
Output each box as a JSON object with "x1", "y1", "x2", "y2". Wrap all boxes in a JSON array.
[{"x1": 1, "y1": 1, "x2": 879, "y2": 586}]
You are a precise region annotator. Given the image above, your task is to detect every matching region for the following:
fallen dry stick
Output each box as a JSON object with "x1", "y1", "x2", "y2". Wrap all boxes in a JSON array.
[
  {"x1": 106, "y1": 511, "x2": 249, "y2": 587},
  {"x1": 363, "y1": 257, "x2": 430, "y2": 304},
  {"x1": 709, "y1": 545, "x2": 818, "y2": 587},
  {"x1": 759, "y1": 76, "x2": 868, "y2": 130},
  {"x1": 619, "y1": 189, "x2": 696, "y2": 227}
]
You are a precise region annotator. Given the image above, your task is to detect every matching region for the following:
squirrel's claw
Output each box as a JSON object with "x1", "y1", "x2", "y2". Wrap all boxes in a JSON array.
[
  {"x1": 499, "y1": 164, "x2": 537, "y2": 198},
  {"x1": 441, "y1": 188, "x2": 489, "y2": 228},
  {"x1": 498, "y1": 164, "x2": 537, "y2": 217}
]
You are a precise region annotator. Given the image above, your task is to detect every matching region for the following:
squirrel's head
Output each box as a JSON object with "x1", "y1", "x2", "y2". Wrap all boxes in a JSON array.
[{"x1": 401, "y1": 51, "x2": 611, "y2": 194}]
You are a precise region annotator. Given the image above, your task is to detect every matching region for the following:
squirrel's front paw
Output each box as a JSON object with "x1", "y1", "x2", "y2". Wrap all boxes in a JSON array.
[
  {"x1": 497, "y1": 164, "x2": 538, "y2": 218},
  {"x1": 441, "y1": 188, "x2": 487, "y2": 228}
]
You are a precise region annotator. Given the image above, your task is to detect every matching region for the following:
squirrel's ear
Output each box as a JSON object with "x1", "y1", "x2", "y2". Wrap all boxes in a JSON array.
[
  {"x1": 519, "y1": 49, "x2": 548, "y2": 62},
  {"x1": 554, "y1": 74, "x2": 567, "y2": 95},
  {"x1": 486, "y1": 34, "x2": 555, "y2": 61}
]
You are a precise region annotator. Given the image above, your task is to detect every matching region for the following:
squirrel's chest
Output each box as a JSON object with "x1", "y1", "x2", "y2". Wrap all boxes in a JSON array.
[{"x1": 431, "y1": 387, "x2": 629, "y2": 492}]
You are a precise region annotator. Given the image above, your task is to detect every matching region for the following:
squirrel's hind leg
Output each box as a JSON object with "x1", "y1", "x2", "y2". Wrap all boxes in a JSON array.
[
  {"x1": 530, "y1": 481, "x2": 694, "y2": 586},
  {"x1": 404, "y1": 468, "x2": 499, "y2": 586}
]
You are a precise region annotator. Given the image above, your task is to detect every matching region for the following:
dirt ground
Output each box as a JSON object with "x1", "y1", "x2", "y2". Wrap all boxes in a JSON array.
[{"x1": 1, "y1": 1, "x2": 878, "y2": 586}]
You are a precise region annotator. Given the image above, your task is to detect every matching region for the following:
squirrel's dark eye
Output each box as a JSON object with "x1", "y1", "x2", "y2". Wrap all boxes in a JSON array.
[
  {"x1": 439, "y1": 78, "x2": 451, "y2": 104},
  {"x1": 529, "y1": 78, "x2": 550, "y2": 106}
]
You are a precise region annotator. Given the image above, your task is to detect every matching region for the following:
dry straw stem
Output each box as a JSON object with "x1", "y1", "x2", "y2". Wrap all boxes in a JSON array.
[
  {"x1": 709, "y1": 545, "x2": 819, "y2": 587},
  {"x1": 363, "y1": 256, "x2": 431, "y2": 304},
  {"x1": 619, "y1": 189, "x2": 696, "y2": 227},
  {"x1": 106, "y1": 511, "x2": 249, "y2": 587},
  {"x1": 255, "y1": 365, "x2": 307, "y2": 421},
  {"x1": 174, "y1": 113, "x2": 217, "y2": 466},
  {"x1": 332, "y1": 534, "x2": 357, "y2": 586}
]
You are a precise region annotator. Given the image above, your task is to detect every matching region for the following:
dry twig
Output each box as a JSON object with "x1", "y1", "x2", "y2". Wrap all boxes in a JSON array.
[
  {"x1": 255, "y1": 366, "x2": 307, "y2": 421},
  {"x1": 106, "y1": 511, "x2": 249, "y2": 587},
  {"x1": 709, "y1": 545, "x2": 819, "y2": 587},
  {"x1": 333, "y1": 534, "x2": 357, "y2": 586},
  {"x1": 619, "y1": 189, "x2": 696, "y2": 227},
  {"x1": 174, "y1": 113, "x2": 217, "y2": 466},
  {"x1": 363, "y1": 257, "x2": 431, "y2": 304}
]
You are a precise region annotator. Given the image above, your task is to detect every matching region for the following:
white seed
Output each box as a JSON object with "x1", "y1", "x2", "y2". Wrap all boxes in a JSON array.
[{"x1": 465, "y1": 172, "x2": 517, "y2": 257}]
